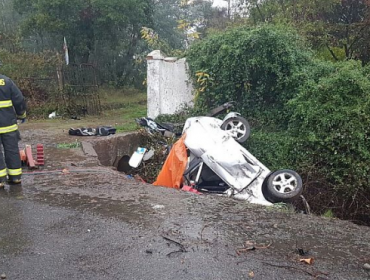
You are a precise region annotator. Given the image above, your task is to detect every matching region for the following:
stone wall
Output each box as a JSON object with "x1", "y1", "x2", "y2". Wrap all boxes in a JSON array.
[{"x1": 147, "y1": 50, "x2": 194, "y2": 119}]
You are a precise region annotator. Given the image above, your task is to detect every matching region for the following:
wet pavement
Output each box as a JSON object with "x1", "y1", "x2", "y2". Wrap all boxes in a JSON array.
[{"x1": 0, "y1": 126, "x2": 370, "y2": 279}]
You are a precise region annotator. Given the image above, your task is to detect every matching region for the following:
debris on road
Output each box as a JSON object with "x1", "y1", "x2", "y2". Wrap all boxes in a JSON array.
[
  {"x1": 68, "y1": 126, "x2": 116, "y2": 136},
  {"x1": 123, "y1": 129, "x2": 175, "y2": 183},
  {"x1": 143, "y1": 149, "x2": 154, "y2": 161},
  {"x1": 152, "y1": 205, "x2": 165, "y2": 210},
  {"x1": 263, "y1": 262, "x2": 329, "y2": 279},
  {"x1": 48, "y1": 111, "x2": 57, "y2": 119},
  {"x1": 300, "y1": 258, "x2": 314, "y2": 265},
  {"x1": 136, "y1": 117, "x2": 179, "y2": 137},
  {"x1": 236, "y1": 240, "x2": 272, "y2": 255},
  {"x1": 134, "y1": 174, "x2": 146, "y2": 183},
  {"x1": 296, "y1": 246, "x2": 310, "y2": 256},
  {"x1": 181, "y1": 185, "x2": 202, "y2": 195},
  {"x1": 364, "y1": 263, "x2": 370, "y2": 270},
  {"x1": 162, "y1": 236, "x2": 187, "y2": 257},
  {"x1": 129, "y1": 147, "x2": 147, "y2": 168}
]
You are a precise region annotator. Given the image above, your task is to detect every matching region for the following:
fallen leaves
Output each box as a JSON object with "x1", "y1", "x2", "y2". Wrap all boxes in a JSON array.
[
  {"x1": 300, "y1": 258, "x2": 314, "y2": 265},
  {"x1": 236, "y1": 240, "x2": 272, "y2": 255}
]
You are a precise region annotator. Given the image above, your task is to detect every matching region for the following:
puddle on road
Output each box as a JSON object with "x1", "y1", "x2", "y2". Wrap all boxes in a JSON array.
[
  {"x1": 0, "y1": 179, "x2": 159, "y2": 230},
  {"x1": 0, "y1": 185, "x2": 24, "y2": 198},
  {"x1": 0, "y1": 190, "x2": 30, "y2": 255},
  {"x1": 32, "y1": 190, "x2": 158, "y2": 228}
]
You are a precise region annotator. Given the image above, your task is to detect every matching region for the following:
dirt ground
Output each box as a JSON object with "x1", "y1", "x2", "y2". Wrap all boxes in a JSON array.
[{"x1": 0, "y1": 120, "x2": 370, "y2": 280}]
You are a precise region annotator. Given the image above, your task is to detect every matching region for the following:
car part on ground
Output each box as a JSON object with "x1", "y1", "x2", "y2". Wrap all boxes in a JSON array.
[
  {"x1": 136, "y1": 101, "x2": 251, "y2": 143},
  {"x1": 129, "y1": 147, "x2": 147, "y2": 168},
  {"x1": 135, "y1": 117, "x2": 178, "y2": 137}
]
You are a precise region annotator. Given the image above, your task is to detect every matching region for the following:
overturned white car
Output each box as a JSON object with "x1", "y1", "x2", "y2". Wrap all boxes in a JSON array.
[{"x1": 182, "y1": 116, "x2": 303, "y2": 205}]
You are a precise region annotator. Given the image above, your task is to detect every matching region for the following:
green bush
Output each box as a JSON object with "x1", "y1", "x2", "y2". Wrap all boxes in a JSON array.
[
  {"x1": 155, "y1": 104, "x2": 203, "y2": 124},
  {"x1": 186, "y1": 24, "x2": 312, "y2": 128},
  {"x1": 287, "y1": 60, "x2": 370, "y2": 219},
  {"x1": 245, "y1": 129, "x2": 294, "y2": 171}
]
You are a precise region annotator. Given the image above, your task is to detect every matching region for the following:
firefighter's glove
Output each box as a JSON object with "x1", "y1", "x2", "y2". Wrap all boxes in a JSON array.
[{"x1": 17, "y1": 112, "x2": 27, "y2": 124}]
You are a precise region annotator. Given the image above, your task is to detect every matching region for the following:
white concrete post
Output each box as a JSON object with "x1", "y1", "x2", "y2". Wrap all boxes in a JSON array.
[
  {"x1": 147, "y1": 50, "x2": 164, "y2": 119},
  {"x1": 147, "y1": 50, "x2": 194, "y2": 119}
]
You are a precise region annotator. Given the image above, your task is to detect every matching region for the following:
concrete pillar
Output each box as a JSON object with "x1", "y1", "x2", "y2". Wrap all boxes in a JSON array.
[
  {"x1": 147, "y1": 50, "x2": 194, "y2": 119},
  {"x1": 147, "y1": 50, "x2": 164, "y2": 119}
]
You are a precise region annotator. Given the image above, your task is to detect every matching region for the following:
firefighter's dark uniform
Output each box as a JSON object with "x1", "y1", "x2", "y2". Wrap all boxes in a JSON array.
[{"x1": 0, "y1": 74, "x2": 26, "y2": 185}]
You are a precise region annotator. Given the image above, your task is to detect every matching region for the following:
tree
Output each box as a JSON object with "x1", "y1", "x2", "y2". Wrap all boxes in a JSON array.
[
  {"x1": 148, "y1": 0, "x2": 215, "y2": 51},
  {"x1": 244, "y1": 0, "x2": 370, "y2": 64},
  {"x1": 14, "y1": 0, "x2": 153, "y2": 63},
  {"x1": 323, "y1": 0, "x2": 370, "y2": 63},
  {"x1": 0, "y1": 0, "x2": 18, "y2": 32},
  {"x1": 186, "y1": 25, "x2": 311, "y2": 126},
  {"x1": 0, "y1": 0, "x2": 22, "y2": 52}
]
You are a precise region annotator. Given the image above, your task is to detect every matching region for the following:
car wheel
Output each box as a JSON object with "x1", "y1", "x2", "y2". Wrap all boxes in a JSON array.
[
  {"x1": 262, "y1": 169, "x2": 303, "y2": 203},
  {"x1": 220, "y1": 116, "x2": 250, "y2": 143}
]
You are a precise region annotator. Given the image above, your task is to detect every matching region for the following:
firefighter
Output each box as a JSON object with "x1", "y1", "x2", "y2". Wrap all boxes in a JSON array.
[{"x1": 0, "y1": 61, "x2": 27, "y2": 188}]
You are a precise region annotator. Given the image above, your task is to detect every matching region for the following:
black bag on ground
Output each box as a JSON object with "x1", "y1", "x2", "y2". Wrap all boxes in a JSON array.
[
  {"x1": 68, "y1": 127, "x2": 95, "y2": 136},
  {"x1": 96, "y1": 126, "x2": 116, "y2": 136},
  {"x1": 68, "y1": 126, "x2": 116, "y2": 136}
]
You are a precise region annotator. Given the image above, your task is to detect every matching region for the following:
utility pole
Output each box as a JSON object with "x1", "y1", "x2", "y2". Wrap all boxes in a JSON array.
[{"x1": 224, "y1": 0, "x2": 231, "y2": 19}]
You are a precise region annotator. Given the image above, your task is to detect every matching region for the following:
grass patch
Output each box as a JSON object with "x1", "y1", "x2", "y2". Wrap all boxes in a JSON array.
[
  {"x1": 57, "y1": 141, "x2": 81, "y2": 149},
  {"x1": 97, "y1": 86, "x2": 147, "y2": 132},
  {"x1": 114, "y1": 105, "x2": 147, "y2": 133},
  {"x1": 267, "y1": 202, "x2": 296, "y2": 214},
  {"x1": 322, "y1": 209, "x2": 335, "y2": 218},
  {"x1": 25, "y1": 87, "x2": 147, "y2": 133},
  {"x1": 98, "y1": 87, "x2": 147, "y2": 109}
]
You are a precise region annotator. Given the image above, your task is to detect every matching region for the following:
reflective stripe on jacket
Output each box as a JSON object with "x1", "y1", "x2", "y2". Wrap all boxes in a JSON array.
[{"x1": 0, "y1": 74, "x2": 26, "y2": 133}]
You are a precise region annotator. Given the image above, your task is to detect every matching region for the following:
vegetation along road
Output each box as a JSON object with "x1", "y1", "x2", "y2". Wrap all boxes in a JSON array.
[{"x1": 1, "y1": 0, "x2": 370, "y2": 278}]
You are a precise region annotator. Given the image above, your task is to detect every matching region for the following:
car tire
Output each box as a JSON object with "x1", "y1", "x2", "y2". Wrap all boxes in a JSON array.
[
  {"x1": 262, "y1": 169, "x2": 303, "y2": 203},
  {"x1": 221, "y1": 116, "x2": 250, "y2": 143}
]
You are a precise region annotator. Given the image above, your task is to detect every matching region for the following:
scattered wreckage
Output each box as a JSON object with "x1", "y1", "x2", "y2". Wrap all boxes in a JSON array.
[
  {"x1": 134, "y1": 102, "x2": 303, "y2": 206},
  {"x1": 68, "y1": 126, "x2": 116, "y2": 136},
  {"x1": 136, "y1": 101, "x2": 250, "y2": 143},
  {"x1": 181, "y1": 116, "x2": 302, "y2": 205}
]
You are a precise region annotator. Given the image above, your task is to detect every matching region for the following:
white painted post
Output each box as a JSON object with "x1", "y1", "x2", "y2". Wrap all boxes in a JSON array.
[
  {"x1": 147, "y1": 50, "x2": 194, "y2": 119},
  {"x1": 147, "y1": 50, "x2": 164, "y2": 119}
]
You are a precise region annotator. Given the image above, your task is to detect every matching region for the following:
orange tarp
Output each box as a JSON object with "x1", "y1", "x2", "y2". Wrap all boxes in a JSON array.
[{"x1": 153, "y1": 134, "x2": 187, "y2": 189}]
